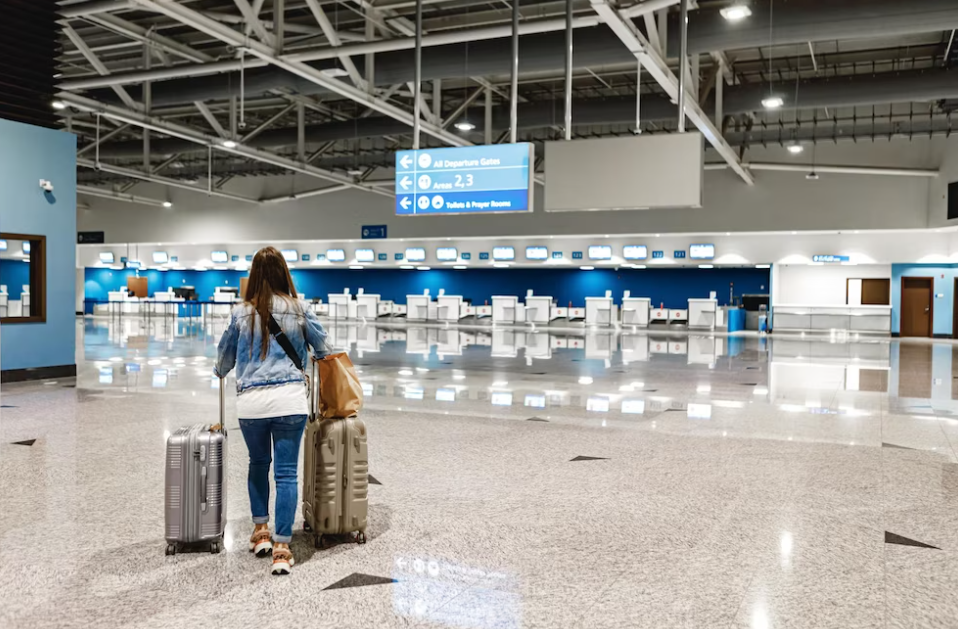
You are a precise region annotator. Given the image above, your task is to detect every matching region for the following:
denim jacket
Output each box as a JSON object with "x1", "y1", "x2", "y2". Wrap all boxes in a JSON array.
[{"x1": 214, "y1": 297, "x2": 330, "y2": 394}]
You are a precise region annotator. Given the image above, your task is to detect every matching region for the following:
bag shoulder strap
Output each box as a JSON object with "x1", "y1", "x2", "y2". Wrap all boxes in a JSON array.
[{"x1": 266, "y1": 312, "x2": 304, "y2": 372}]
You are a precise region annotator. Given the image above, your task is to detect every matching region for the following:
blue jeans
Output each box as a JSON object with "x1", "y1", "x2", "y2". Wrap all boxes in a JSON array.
[{"x1": 238, "y1": 415, "x2": 308, "y2": 543}]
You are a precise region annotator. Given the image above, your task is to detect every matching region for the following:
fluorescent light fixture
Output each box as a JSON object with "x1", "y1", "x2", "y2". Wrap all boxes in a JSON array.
[
  {"x1": 493, "y1": 262, "x2": 510, "y2": 268},
  {"x1": 762, "y1": 95, "x2": 784, "y2": 109},
  {"x1": 437, "y1": 247, "x2": 458, "y2": 261},
  {"x1": 398, "y1": 369, "x2": 413, "y2": 376},
  {"x1": 524, "y1": 394, "x2": 546, "y2": 408},
  {"x1": 698, "y1": 264, "x2": 714, "y2": 269},
  {"x1": 787, "y1": 143, "x2": 804, "y2": 154},
  {"x1": 622, "y1": 399, "x2": 645, "y2": 414},
  {"x1": 687, "y1": 403, "x2": 712, "y2": 419},
  {"x1": 320, "y1": 67, "x2": 350, "y2": 77},
  {"x1": 416, "y1": 266, "x2": 431, "y2": 271},
  {"x1": 525, "y1": 246, "x2": 548, "y2": 260},
  {"x1": 491, "y1": 392, "x2": 513, "y2": 406},
  {"x1": 212, "y1": 266, "x2": 228, "y2": 271},
  {"x1": 579, "y1": 265, "x2": 595, "y2": 271},
  {"x1": 578, "y1": 376, "x2": 594, "y2": 385},
  {"x1": 631, "y1": 264, "x2": 647, "y2": 269},
  {"x1": 162, "y1": 201, "x2": 173, "y2": 208},
  {"x1": 756, "y1": 264, "x2": 771, "y2": 269},
  {"x1": 405, "y1": 247, "x2": 426, "y2": 262},
  {"x1": 210, "y1": 250, "x2": 228, "y2": 263},
  {"x1": 349, "y1": 265, "x2": 364, "y2": 270},
  {"x1": 720, "y1": 4, "x2": 752, "y2": 21},
  {"x1": 623, "y1": 245, "x2": 648, "y2": 260},
  {"x1": 453, "y1": 265, "x2": 468, "y2": 270},
  {"x1": 436, "y1": 388, "x2": 457, "y2": 402},
  {"x1": 221, "y1": 139, "x2": 237, "y2": 148},
  {"x1": 99, "y1": 252, "x2": 114, "y2": 264},
  {"x1": 355, "y1": 248, "x2": 375, "y2": 263},
  {"x1": 152, "y1": 251, "x2": 169, "y2": 264},
  {"x1": 327, "y1": 249, "x2": 346, "y2": 262},
  {"x1": 587, "y1": 396, "x2": 610, "y2": 412},
  {"x1": 492, "y1": 246, "x2": 515, "y2": 261},
  {"x1": 454, "y1": 121, "x2": 476, "y2": 131},
  {"x1": 52, "y1": 100, "x2": 67, "y2": 110},
  {"x1": 400, "y1": 265, "x2": 416, "y2": 270},
  {"x1": 22, "y1": 242, "x2": 30, "y2": 253},
  {"x1": 588, "y1": 245, "x2": 612, "y2": 260},
  {"x1": 806, "y1": 171, "x2": 820, "y2": 180},
  {"x1": 281, "y1": 249, "x2": 298, "y2": 262},
  {"x1": 404, "y1": 386, "x2": 425, "y2": 400}
]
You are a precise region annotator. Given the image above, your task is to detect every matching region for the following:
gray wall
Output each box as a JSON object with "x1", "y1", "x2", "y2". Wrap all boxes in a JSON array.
[{"x1": 78, "y1": 138, "x2": 948, "y2": 245}]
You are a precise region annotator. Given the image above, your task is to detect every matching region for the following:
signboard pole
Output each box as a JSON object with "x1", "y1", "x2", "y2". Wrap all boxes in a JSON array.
[
  {"x1": 510, "y1": 0, "x2": 519, "y2": 143},
  {"x1": 563, "y1": 0, "x2": 573, "y2": 142},
  {"x1": 413, "y1": 0, "x2": 423, "y2": 150},
  {"x1": 677, "y1": 0, "x2": 688, "y2": 133}
]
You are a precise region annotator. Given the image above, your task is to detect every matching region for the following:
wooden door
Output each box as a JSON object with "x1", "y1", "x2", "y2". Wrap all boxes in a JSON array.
[
  {"x1": 127, "y1": 276, "x2": 148, "y2": 298},
  {"x1": 900, "y1": 277, "x2": 932, "y2": 337},
  {"x1": 861, "y1": 278, "x2": 890, "y2": 305}
]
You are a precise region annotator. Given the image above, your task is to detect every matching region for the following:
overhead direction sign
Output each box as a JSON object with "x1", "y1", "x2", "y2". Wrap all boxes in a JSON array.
[{"x1": 395, "y1": 144, "x2": 534, "y2": 216}]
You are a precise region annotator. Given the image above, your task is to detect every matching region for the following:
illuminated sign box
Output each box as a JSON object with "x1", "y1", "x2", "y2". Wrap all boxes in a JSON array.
[
  {"x1": 588, "y1": 245, "x2": 612, "y2": 260},
  {"x1": 405, "y1": 247, "x2": 426, "y2": 262},
  {"x1": 152, "y1": 251, "x2": 169, "y2": 264},
  {"x1": 99, "y1": 252, "x2": 115, "y2": 263},
  {"x1": 812, "y1": 255, "x2": 850, "y2": 263},
  {"x1": 211, "y1": 250, "x2": 228, "y2": 263},
  {"x1": 436, "y1": 247, "x2": 458, "y2": 261},
  {"x1": 493, "y1": 246, "x2": 515, "y2": 261},
  {"x1": 281, "y1": 249, "x2": 298, "y2": 262},
  {"x1": 623, "y1": 245, "x2": 648, "y2": 260},
  {"x1": 689, "y1": 244, "x2": 715, "y2": 259},
  {"x1": 327, "y1": 249, "x2": 346, "y2": 262},
  {"x1": 525, "y1": 246, "x2": 548, "y2": 260},
  {"x1": 355, "y1": 249, "x2": 375, "y2": 263}
]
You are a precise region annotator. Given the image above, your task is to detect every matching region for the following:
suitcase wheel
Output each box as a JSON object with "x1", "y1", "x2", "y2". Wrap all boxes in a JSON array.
[
  {"x1": 315, "y1": 534, "x2": 326, "y2": 550},
  {"x1": 210, "y1": 541, "x2": 222, "y2": 554},
  {"x1": 165, "y1": 544, "x2": 177, "y2": 556},
  {"x1": 356, "y1": 532, "x2": 367, "y2": 545},
  {"x1": 303, "y1": 522, "x2": 312, "y2": 533}
]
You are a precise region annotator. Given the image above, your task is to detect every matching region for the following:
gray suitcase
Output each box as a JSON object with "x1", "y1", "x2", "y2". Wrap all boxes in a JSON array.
[
  {"x1": 164, "y1": 381, "x2": 228, "y2": 555},
  {"x1": 302, "y1": 360, "x2": 369, "y2": 548}
]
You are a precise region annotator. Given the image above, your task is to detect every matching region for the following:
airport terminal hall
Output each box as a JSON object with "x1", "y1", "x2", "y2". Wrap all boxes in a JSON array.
[{"x1": 5, "y1": 0, "x2": 958, "y2": 627}]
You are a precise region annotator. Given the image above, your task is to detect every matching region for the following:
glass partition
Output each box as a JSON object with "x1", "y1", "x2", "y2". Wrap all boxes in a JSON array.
[{"x1": 0, "y1": 233, "x2": 45, "y2": 323}]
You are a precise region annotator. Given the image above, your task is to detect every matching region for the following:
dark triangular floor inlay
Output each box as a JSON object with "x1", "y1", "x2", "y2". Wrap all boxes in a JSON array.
[
  {"x1": 323, "y1": 573, "x2": 396, "y2": 590},
  {"x1": 882, "y1": 442, "x2": 916, "y2": 450},
  {"x1": 642, "y1": 389, "x2": 658, "y2": 393},
  {"x1": 746, "y1": 367, "x2": 759, "y2": 370},
  {"x1": 1, "y1": 405, "x2": 18, "y2": 408},
  {"x1": 740, "y1": 383, "x2": 759, "y2": 386},
  {"x1": 885, "y1": 531, "x2": 939, "y2": 549},
  {"x1": 570, "y1": 456, "x2": 608, "y2": 462},
  {"x1": 368, "y1": 474, "x2": 382, "y2": 486},
  {"x1": 527, "y1": 417, "x2": 549, "y2": 422},
  {"x1": 11, "y1": 439, "x2": 36, "y2": 447}
]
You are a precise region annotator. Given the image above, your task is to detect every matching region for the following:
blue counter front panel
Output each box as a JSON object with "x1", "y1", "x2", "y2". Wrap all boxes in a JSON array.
[{"x1": 395, "y1": 144, "x2": 534, "y2": 215}]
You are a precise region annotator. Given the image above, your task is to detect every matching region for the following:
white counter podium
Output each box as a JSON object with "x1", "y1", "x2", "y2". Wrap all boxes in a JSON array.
[
  {"x1": 355, "y1": 291, "x2": 381, "y2": 320},
  {"x1": 585, "y1": 291, "x2": 616, "y2": 326},
  {"x1": 621, "y1": 293, "x2": 651, "y2": 327},
  {"x1": 524, "y1": 293, "x2": 554, "y2": 325},
  {"x1": 688, "y1": 298, "x2": 718, "y2": 330},
  {"x1": 407, "y1": 291, "x2": 436, "y2": 322},
  {"x1": 492, "y1": 295, "x2": 523, "y2": 325},
  {"x1": 328, "y1": 291, "x2": 356, "y2": 319}
]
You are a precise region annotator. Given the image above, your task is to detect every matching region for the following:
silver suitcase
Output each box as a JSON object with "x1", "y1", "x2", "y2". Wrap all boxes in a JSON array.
[
  {"x1": 302, "y1": 360, "x2": 369, "y2": 548},
  {"x1": 164, "y1": 382, "x2": 228, "y2": 555}
]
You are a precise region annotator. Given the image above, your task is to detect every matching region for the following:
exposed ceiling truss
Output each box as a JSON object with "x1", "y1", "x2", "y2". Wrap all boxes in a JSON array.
[{"x1": 55, "y1": 0, "x2": 958, "y2": 204}]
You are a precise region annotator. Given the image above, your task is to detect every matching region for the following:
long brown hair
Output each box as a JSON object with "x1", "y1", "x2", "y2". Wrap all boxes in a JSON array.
[{"x1": 245, "y1": 246, "x2": 298, "y2": 359}]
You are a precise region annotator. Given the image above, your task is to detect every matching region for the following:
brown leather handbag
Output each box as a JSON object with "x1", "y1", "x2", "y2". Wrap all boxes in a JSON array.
[{"x1": 315, "y1": 352, "x2": 364, "y2": 419}]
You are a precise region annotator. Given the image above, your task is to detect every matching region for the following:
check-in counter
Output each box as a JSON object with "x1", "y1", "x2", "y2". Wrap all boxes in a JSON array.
[
  {"x1": 687, "y1": 299, "x2": 717, "y2": 330},
  {"x1": 0, "y1": 291, "x2": 7, "y2": 318},
  {"x1": 650, "y1": 307, "x2": 669, "y2": 324},
  {"x1": 437, "y1": 295, "x2": 470, "y2": 322},
  {"x1": 620, "y1": 334, "x2": 650, "y2": 362},
  {"x1": 355, "y1": 293, "x2": 381, "y2": 320},
  {"x1": 621, "y1": 297, "x2": 651, "y2": 327},
  {"x1": 475, "y1": 304, "x2": 492, "y2": 319},
  {"x1": 492, "y1": 328, "x2": 521, "y2": 356},
  {"x1": 525, "y1": 332, "x2": 551, "y2": 358},
  {"x1": 492, "y1": 295, "x2": 523, "y2": 325},
  {"x1": 328, "y1": 293, "x2": 356, "y2": 319},
  {"x1": 688, "y1": 336, "x2": 721, "y2": 364},
  {"x1": 524, "y1": 295, "x2": 554, "y2": 325},
  {"x1": 772, "y1": 304, "x2": 892, "y2": 333},
  {"x1": 585, "y1": 296, "x2": 616, "y2": 326},
  {"x1": 669, "y1": 309, "x2": 688, "y2": 325},
  {"x1": 585, "y1": 331, "x2": 615, "y2": 359},
  {"x1": 407, "y1": 294, "x2": 436, "y2": 321}
]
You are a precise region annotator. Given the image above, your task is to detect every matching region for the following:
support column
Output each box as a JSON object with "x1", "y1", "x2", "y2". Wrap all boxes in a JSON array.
[
  {"x1": 677, "y1": 0, "x2": 688, "y2": 132},
  {"x1": 563, "y1": 0, "x2": 572, "y2": 141},
  {"x1": 413, "y1": 0, "x2": 422, "y2": 149},
  {"x1": 433, "y1": 79, "x2": 442, "y2": 122},
  {"x1": 484, "y1": 87, "x2": 493, "y2": 145},
  {"x1": 510, "y1": 0, "x2": 519, "y2": 143}
]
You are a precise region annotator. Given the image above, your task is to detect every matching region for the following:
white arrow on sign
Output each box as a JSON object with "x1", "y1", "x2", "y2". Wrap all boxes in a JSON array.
[
  {"x1": 400, "y1": 196, "x2": 412, "y2": 210},
  {"x1": 400, "y1": 176, "x2": 411, "y2": 190},
  {"x1": 399, "y1": 154, "x2": 412, "y2": 169}
]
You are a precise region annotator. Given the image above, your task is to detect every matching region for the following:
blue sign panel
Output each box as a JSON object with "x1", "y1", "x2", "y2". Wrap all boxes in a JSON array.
[
  {"x1": 120, "y1": 256, "x2": 128, "y2": 263},
  {"x1": 572, "y1": 251, "x2": 583, "y2": 260},
  {"x1": 231, "y1": 255, "x2": 239, "y2": 262},
  {"x1": 395, "y1": 144, "x2": 534, "y2": 215},
  {"x1": 674, "y1": 250, "x2": 686, "y2": 259},
  {"x1": 302, "y1": 254, "x2": 310, "y2": 261},
  {"x1": 362, "y1": 224, "x2": 388, "y2": 239},
  {"x1": 461, "y1": 252, "x2": 471, "y2": 260},
  {"x1": 552, "y1": 251, "x2": 563, "y2": 259},
  {"x1": 479, "y1": 252, "x2": 490, "y2": 260},
  {"x1": 171, "y1": 256, "x2": 178, "y2": 263},
  {"x1": 378, "y1": 253, "x2": 388, "y2": 261},
  {"x1": 812, "y1": 255, "x2": 850, "y2": 263},
  {"x1": 395, "y1": 253, "x2": 404, "y2": 261},
  {"x1": 652, "y1": 251, "x2": 665, "y2": 259}
]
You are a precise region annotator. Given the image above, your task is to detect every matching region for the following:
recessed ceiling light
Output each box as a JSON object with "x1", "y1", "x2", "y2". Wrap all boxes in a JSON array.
[
  {"x1": 51, "y1": 100, "x2": 67, "y2": 110},
  {"x1": 755, "y1": 264, "x2": 771, "y2": 269},
  {"x1": 787, "y1": 144, "x2": 804, "y2": 154},
  {"x1": 162, "y1": 201, "x2": 173, "y2": 208},
  {"x1": 349, "y1": 265, "x2": 364, "y2": 270},
  {"x1": 698, "y1": 264, "x2": 714, "y2": 269},
  {"x1": 221, "y1": 139, "x2": 237, "y2": 148},
  {"x1": 400, "y1": 265, "x2": 415, "y2": 269},
  {"x1": 720, "y1": 5, "x2": 752, "y2": 21},
  {"x1": 453, "y1": 265, "x2": 468, "y2": 269},
  {"x1": 806, "y1": 171, "x2": 819, "y2": 180},
  {"x1": 320, "y1": 67, "x2": 350, "y2": 78},
  {"x1": 416, "y1": 266, "x2": 431, "y2": 271},
  {"x1": 580, "y1": 265, "x2": 595, "y2": 271},
  {"x1": 454, "y1": 121, "x2": 476, "y2": 132},
  {"x1": 762, "y1": 96, "x2": 784, "y2": 109},
  {"x1": 347, "y1": 168, "x2": 364, "y2": 176}
]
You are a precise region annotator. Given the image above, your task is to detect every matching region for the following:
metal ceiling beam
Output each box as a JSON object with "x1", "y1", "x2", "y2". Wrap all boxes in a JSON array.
[
  {"x1": 77, "y1": 184, "x2": 172, "y2": 208},
  {"x1": 60, "y1": 0, "x2": 134, "y2": 18},
  {"x1": 232, "y1": 0, "x2": 275, "y2": 46},
  {"x1": 302, "y1": 0, "x2": 366, "y2": 89},
  {"x1": 62, "y1": 24, "x2": 140, "y2": 110},
  {"x1": 77, "y1": 158, "x2": 261, "y2": 203},
  {"x1": 85, "y1": 13, "x2": 214, "y2": 64},
  {"x1": 133, "y1": 0, "x2": 472, "y2": 148},
  {"x1": 194, "y1": 101, "x2": 229, "y2": 138},
  {"x1": 261, "y1": 184, "x2": 353, "y2": 203},
  {"x1": 590, "y1": 0, "x2": 754, "y2": 184},
  {"x1": 704, "y1": 162, "x2": 940, "y2": 178},
  {"x1": 60, "y1": 92, "x2": 394, "y2": 198}
]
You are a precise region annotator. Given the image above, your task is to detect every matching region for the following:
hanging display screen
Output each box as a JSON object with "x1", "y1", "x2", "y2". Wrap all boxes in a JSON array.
[
  {"x1": 493, "y1": 246, "x2": 515, "y2": 261},
  {"x1": 355, "y1": 249, "x2": 375, "y2": 263},
  {"x1": 588, "y1": 245, "x2": 612, "y2": 260},
  {"x1": 689, "y1": 244, "x2": 715, "y2": 259},
  {"x1": 437, "y1": 247, "x2": 458, "y2": 261},
  {"x1": 525, "y1": 246, "x2": 548, "y2": 260},
  {"x1": 327, "y1": 249, "x2": 346, "y2": 262},
  {"x1": 281, "y1": 249, "x2": 298, "y2": 262},
  {"x1": 623, "y1": 245, "x2": 648, "y2": 260}
]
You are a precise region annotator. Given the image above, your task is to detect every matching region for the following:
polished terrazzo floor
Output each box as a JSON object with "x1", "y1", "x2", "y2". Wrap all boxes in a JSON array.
[{"x1": 2, "y1": 317, "x2": 957, "y2": 628}]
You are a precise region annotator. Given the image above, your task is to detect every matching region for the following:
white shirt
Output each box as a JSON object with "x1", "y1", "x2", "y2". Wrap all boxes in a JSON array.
[{"x1": 237, "y1": 382, "x2": 309, "y2": 420}]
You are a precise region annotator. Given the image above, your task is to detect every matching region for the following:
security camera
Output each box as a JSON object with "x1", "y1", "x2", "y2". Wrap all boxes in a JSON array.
[
  {"x1": 238, "y1": 120, "x2": 248, "y2": 130},
  {"x1": 39, "y1": 179, "x2": 54, "y2": 192}
]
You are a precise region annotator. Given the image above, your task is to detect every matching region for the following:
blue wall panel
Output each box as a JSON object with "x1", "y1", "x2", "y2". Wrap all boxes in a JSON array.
[
  {"x1": 0, "y1": 119, "x2": 76, "y2": 371},
  {"x1": 891, "y1": 264, "x2": 956, "y2": 335},
  {"x1": 0, "y1": 259, "x2": 31, "y2": 299},
  {"x1": 85, "y1": 266, "x2": 768, "y2": 309}
]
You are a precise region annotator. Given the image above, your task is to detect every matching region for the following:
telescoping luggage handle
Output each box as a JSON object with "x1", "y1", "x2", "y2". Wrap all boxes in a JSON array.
[{"x1": 309, "y1": 357, "x2": 318, "y2": 422}]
